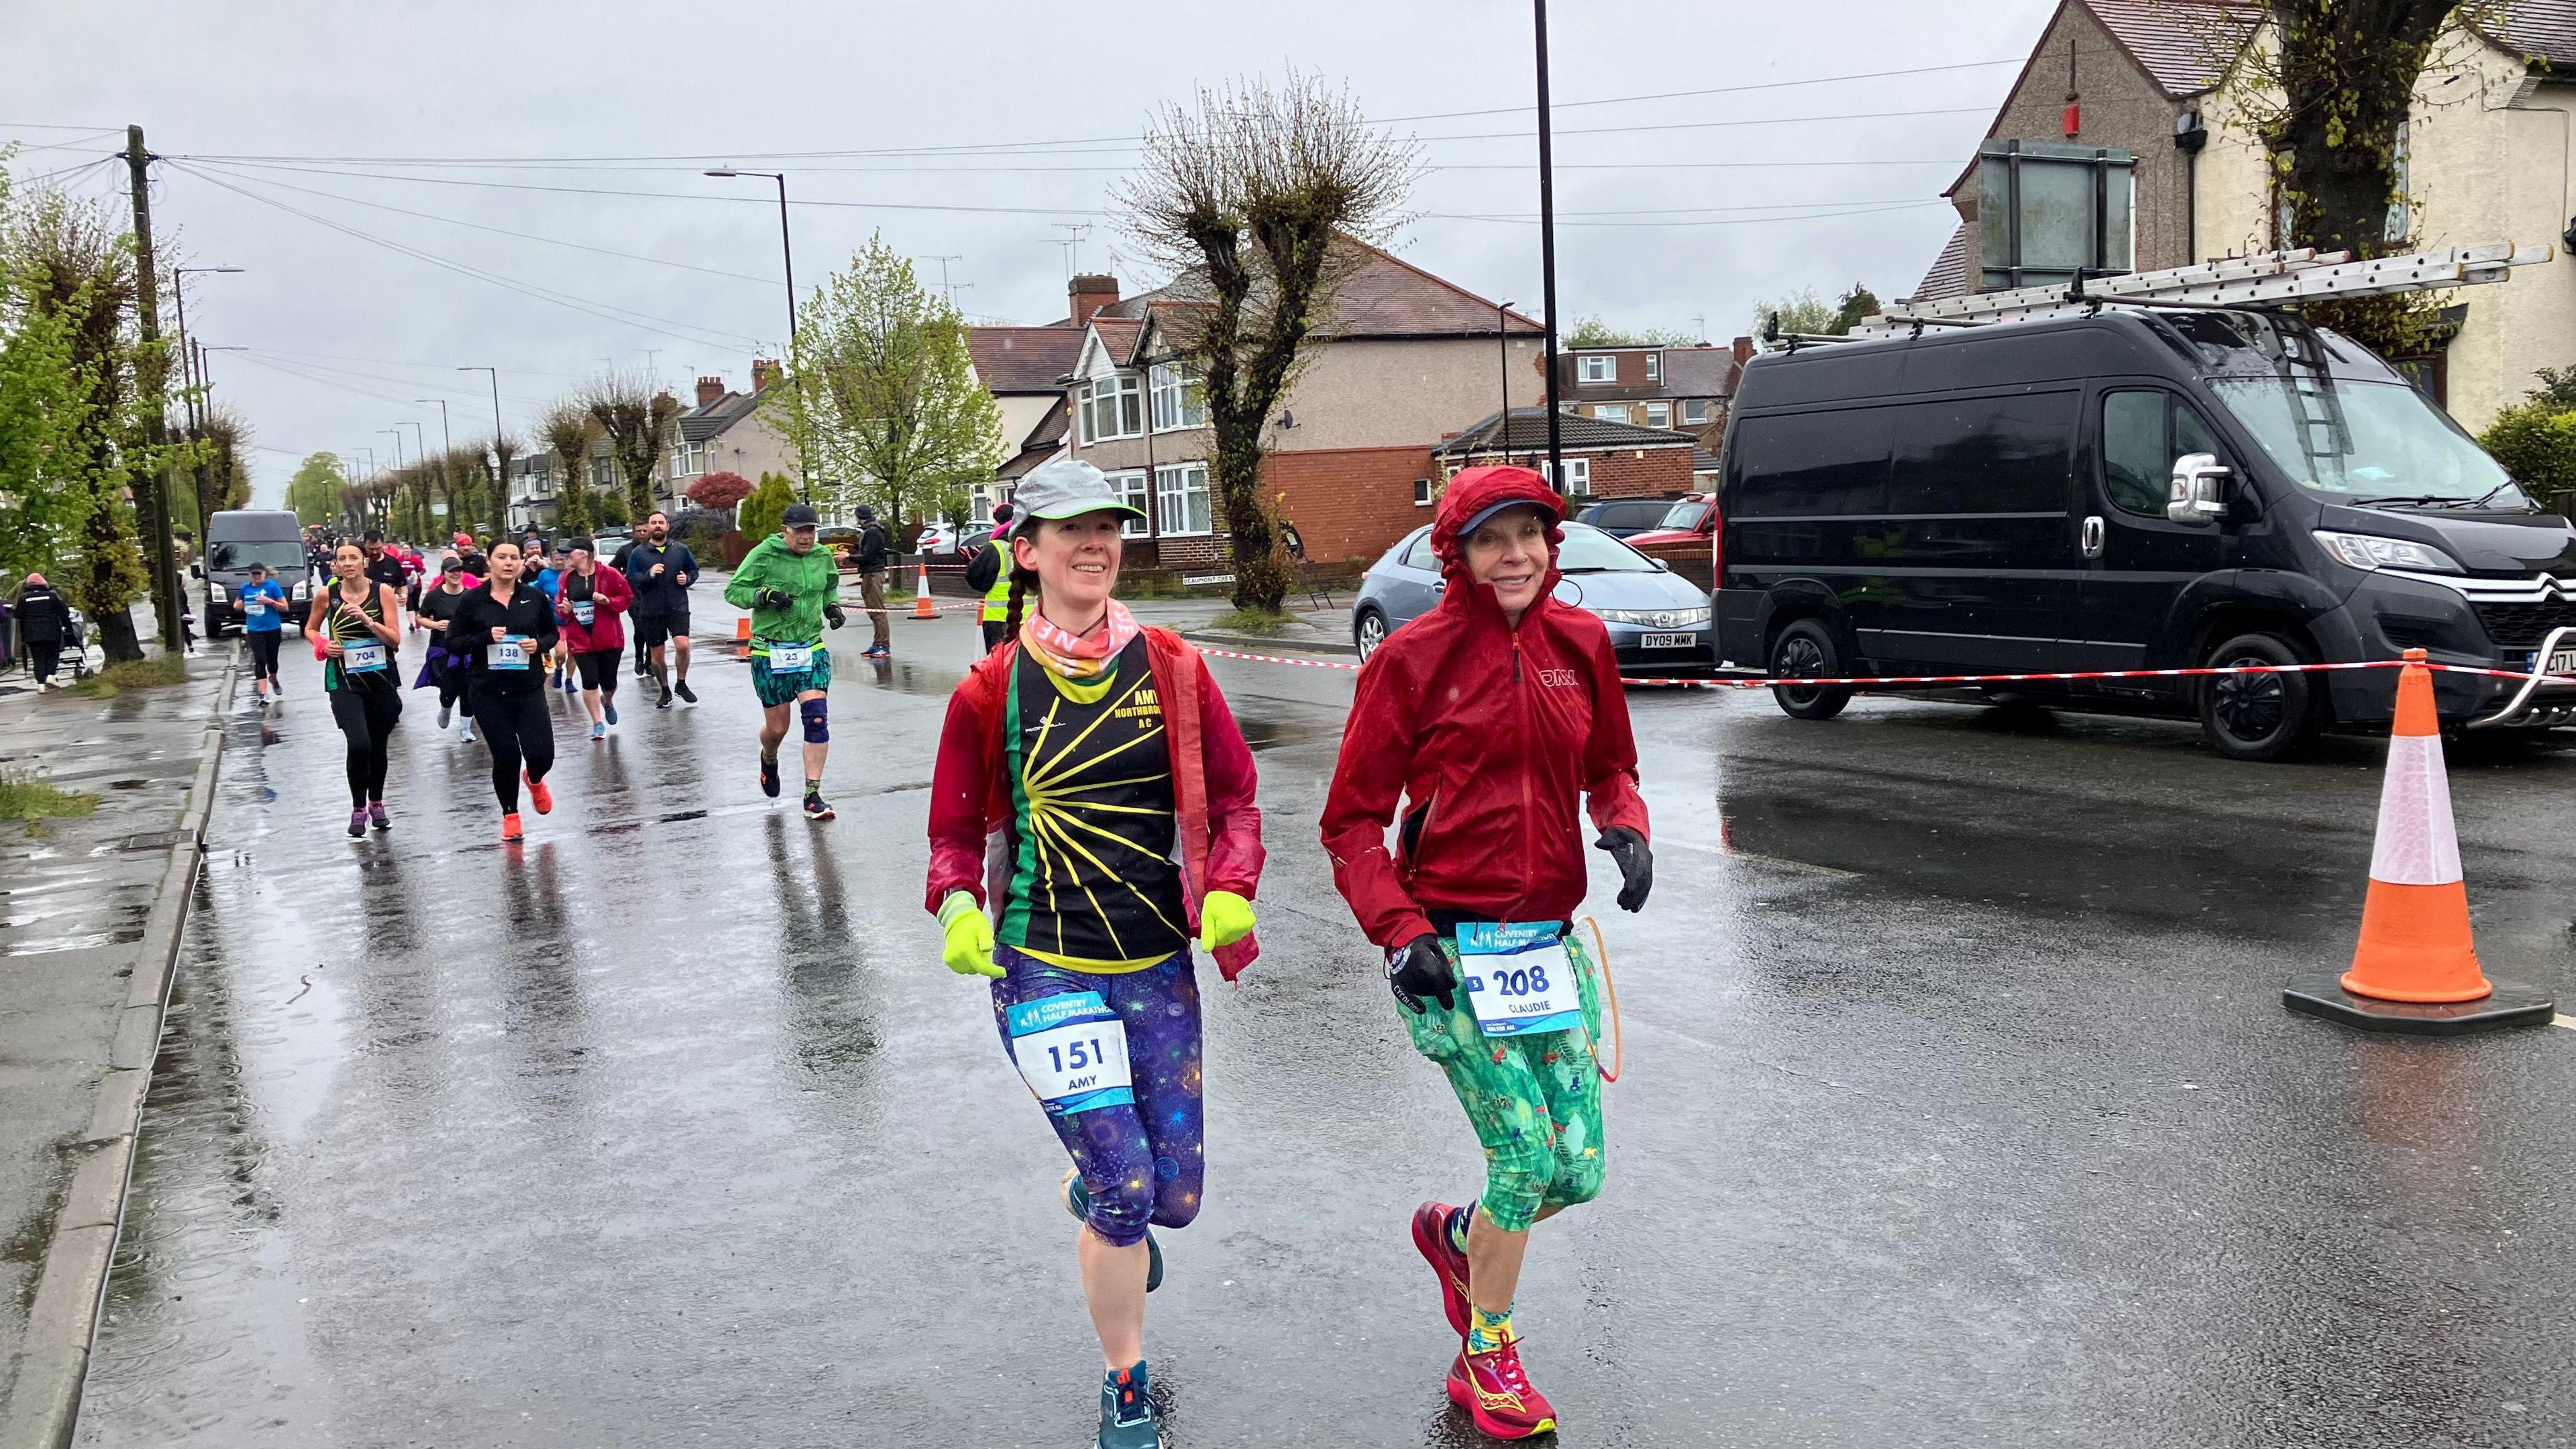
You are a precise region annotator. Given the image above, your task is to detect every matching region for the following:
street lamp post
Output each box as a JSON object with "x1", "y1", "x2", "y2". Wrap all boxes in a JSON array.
[
  {"x1": 1533, "y1": 0, "x2": 1563, "y2": 494},
  {"x1": 1497, "y1": 299, "x2": 1516, "y2": 466},
  {"x1": 458, "y1": 367, "x2": 507, "y2": 539},
  {"x1": 705, "y1": 167, "x2": 810, "y2": 500}
]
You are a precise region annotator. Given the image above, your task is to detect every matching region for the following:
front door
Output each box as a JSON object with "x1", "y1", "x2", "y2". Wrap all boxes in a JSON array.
[{"x1": 2063, "y1": 385, "x2": 2232, "y2": 686}]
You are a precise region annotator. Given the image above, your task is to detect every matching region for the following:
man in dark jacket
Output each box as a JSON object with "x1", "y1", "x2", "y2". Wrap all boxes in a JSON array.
[
  {"x1": 622, "y1": 510, "x2": 701, "y2": 708},
  {"x1": 853, "y1": 504, "x2": 892, "y2": 658},
  {"x1": 14, "y1": 574, "x2": 74, "y2": 689}
]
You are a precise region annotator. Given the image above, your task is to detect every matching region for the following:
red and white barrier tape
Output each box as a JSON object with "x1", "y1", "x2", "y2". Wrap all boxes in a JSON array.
[{"x1": 1189, "y1": 647, "x2": 2576, "y2": 692}]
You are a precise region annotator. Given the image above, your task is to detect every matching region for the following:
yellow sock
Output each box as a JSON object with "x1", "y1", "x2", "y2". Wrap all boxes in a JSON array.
[{"x1": 1467, "y1": 1304, "x2": 1514, "y2": 1353}]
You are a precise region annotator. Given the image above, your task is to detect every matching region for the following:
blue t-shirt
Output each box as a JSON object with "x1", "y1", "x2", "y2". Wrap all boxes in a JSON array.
[
  {"x1": 535, "y1": 567, "x2": 561, "y2": 599},
  {"x1": 238, "y1": 578, "x2": 288, "y2": 632}
]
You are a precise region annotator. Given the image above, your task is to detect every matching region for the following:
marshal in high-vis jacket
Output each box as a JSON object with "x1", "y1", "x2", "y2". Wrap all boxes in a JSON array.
[{"x1": 1320, "y1": 466, "x2": 1650, "y2": 951}]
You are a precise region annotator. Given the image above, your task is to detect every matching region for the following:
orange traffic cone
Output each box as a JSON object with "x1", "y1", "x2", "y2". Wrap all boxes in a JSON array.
[
  {"x1": 734, "y1": 616, "x2": 751, "y2": 643},
  {"x1": 2283, "y1": 649, "x2": 2553, "y2": 1033},
  {"x1": 912, "y1": 561, "x2": 936, "y2": 619}
]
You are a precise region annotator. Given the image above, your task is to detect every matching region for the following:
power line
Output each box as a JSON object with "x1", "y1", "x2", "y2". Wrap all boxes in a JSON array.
[
  {"x1": 1387, "y1": 57, "x2": 2023, "y2": 122},
  {"x1": 1426, "y1": 199, "x2": 1951, "y2": 228},
  {"x1": 175, "y1": 157, "x2": 1110, "y2": 217},
  {"x1": 185, "y1": 160, "x2": 783, "y2": 286},
  {"x1": 168, "y1": 162, "x2": 770, "y2": 352}
]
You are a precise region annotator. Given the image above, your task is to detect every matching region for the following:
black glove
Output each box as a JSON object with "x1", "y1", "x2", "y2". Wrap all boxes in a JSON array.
[
  {"x1": 1388, "y1": 933, "x2": 1457, "y2": 1014},
  {"x1": 1597, "y1": 826, "x2": 1653, "y2": 912},
  {"x1": 824, "y1": 604, "x2": 846, "y2": 630},
  {"x1": 755, "y1": 588, "x2": 793, "y2": 611}
]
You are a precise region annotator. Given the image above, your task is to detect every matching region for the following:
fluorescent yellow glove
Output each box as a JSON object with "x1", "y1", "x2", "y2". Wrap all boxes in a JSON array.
[
  {"x1": 938, "y1": 891, "x2": 1001, "y2": 979},
  {"x1": 1199, "y1": 890, "x2": 1256, "y2": 952}
]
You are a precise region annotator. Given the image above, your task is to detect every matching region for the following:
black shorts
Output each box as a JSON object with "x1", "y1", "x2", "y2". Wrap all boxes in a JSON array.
[
  {"x1": 574, "y1": 649, "x2": 622, "y2": 691},
  {"x1": 636, "y1": 611, "x2": 689, "y2": 648}
]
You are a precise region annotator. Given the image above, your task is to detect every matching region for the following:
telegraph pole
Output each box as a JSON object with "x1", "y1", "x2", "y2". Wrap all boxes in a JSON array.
[
  {"x1": 125, "y1": 125, "x2": 184, "y2": 653},
  {"x1": 1533, "y1": 1, "x2": 1564, "y2": 494}
]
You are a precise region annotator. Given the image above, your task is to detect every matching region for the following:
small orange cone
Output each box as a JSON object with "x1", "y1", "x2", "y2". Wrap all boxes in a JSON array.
[
  {"x1": 2341, "y1": 650, "x2": 2487, "y2": 1004},
  {"x1": 734, "y1": 616, "x2": 751, "y2": 643},
  {"x1": 2283, "y1": 649, "x2": 2553, "y2": 1033},
  {"x1": 912, "y1": 561, "x2": 936, "y2": 619}
]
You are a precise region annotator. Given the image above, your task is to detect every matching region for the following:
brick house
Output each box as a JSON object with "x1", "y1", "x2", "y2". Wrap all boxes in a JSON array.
[
  {"x1": 967, "y1": 313, "x2": 1089, "y2": 524},
  {"x1": 1554, "y1": 339, "x2": 1754, "y2": 443},
  {"x1": 1909, "y1": 0, "x2": 2575, "y2": 429},
  {"x1": 668, "y1": 360, "x2": 798, "y2": 515},
  {"x1": 1432, "y1": 408, "x2": 1699, "y2": 502},
  {"x1": 1059, "y1": 244, "x2": 1550, "y2": 566}
]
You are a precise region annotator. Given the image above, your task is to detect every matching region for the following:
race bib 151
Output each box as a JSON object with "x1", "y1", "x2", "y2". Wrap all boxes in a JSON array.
[{"x1": 1006, "y1": 991, "x2": 1133, "y2": 1116}]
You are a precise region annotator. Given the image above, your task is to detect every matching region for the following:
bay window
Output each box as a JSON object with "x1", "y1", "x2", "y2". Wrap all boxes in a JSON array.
[
  {"x1": 1150, "y1": 363, "x2": 1205, "y2": 431},
  {"x1": 1109, "y1": 471, "x2": 1152, "y2": 537},
  {"x1": 1155, "y1": 463, "x2": 1212, "y2": 537},
  {"x1": 1080, "y1": 373, "x2": 1143, "y2": 443}
]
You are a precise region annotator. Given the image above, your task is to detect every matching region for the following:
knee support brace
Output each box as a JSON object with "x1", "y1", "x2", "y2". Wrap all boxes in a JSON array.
[{"x1": 800, "y1": 696, "x2": 830, "y2": 743}]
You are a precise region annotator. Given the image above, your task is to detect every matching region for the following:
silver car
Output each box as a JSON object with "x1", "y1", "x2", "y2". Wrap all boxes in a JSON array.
[{"x1": 1352, "y1": 521, "x2": 1716, "y2": 676}]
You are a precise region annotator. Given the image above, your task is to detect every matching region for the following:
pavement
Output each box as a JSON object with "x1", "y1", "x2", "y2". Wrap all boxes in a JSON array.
[
  {"x1": 38, "y1": 594, "x2": 2576, "y2": 1447},
  {"x1": 0, "y1": 638, "x2": 234, "y2": 1449}
]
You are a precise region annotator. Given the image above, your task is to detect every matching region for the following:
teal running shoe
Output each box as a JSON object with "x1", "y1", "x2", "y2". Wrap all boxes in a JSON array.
[
  {"x1": 1062, "y1": 1169, "x2": 1163, "y2": 1293},
  {"x1": 1096, "y1": 1361, "x2": 1160, "y2": 1449}
]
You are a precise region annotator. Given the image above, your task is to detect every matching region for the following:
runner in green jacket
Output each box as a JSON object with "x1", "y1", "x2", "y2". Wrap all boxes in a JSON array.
[{"x1": 724, "y1": 503, "x2": 847, "y2": 819}]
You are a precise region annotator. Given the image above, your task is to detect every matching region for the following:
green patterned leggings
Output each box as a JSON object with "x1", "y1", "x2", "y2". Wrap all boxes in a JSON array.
[{"x1": 1400, "y1": 934, "x2": 1606, "y2": 1233}]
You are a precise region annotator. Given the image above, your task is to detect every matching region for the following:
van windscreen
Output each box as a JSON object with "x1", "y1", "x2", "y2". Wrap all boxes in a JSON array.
[
  {"x1": 2209, "y1": 376, "x2": 2528, "y2": 507},
  {"x1": 208, "y1": 540, "x2": 307, "y2": 572}
]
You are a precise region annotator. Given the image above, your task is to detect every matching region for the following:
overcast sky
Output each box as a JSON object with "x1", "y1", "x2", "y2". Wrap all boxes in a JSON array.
[{"x1": 4, "y1": 0, "x2": 2056, "y2": 506}]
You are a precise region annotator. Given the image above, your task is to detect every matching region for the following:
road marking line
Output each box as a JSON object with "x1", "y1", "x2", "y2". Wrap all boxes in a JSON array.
[{"x1": 2553, "y1": 1014, "x2": 2576, "y2": 1031}]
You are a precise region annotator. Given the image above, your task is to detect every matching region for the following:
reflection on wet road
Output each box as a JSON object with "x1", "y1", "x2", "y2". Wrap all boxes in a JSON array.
[{"x1": 78, "y1": 617, "x2": 2576, "y2": 1447}]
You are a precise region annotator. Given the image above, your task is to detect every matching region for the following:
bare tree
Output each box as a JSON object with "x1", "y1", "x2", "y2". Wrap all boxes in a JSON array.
[
  {"x1": 581, "y1": 372, "x2": 682, "y2": 525},
  {"x1": 1119, "y1": 72, "x2": 1416, "y2": 614},
  {"x1": 485, "y1": 433, "x2": 519, "y2": 542},
  {"x1": 540, "y1": 401, "x2": 592, "y2": 536}
]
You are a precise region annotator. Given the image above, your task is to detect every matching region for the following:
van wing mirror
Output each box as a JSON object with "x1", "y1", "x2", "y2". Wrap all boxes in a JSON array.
[{"x1": 2166, "y1": 453, "x2": 2229, "y2": 525}]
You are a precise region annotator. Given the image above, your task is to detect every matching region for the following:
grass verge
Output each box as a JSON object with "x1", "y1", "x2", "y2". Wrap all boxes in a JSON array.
[
  {"x1": 1211, "y1": 607, "x2": 1295, "y2": 636},
  {"x1": 72, "y1": 653, "x2": 190, "y2": 699},
  {"x1": 0, "y1": 769, "x2": 98, "y2": 823}
]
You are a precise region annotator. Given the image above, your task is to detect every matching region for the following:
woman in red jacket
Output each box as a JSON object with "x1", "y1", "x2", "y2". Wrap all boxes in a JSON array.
[
  {"x1": 1320, "y1": 464, "x2": 1654, "y2": 1442},
  {"x1": 923, "y1": 459, "x2": 1262, "y2": 1449},
  {"x1": 554, "y1": 538, "x2": 633, "y2": 741}
]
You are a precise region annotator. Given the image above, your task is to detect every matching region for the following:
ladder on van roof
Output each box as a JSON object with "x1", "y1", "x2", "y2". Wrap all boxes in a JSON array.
[{"x1": 1845, "y1": 241, "x2": 2555, "y2": 339}]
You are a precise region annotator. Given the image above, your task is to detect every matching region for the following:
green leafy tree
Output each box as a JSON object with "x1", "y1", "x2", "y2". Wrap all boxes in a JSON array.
[
  {"x1": 286, "y1": 451, "x2": 344, "y2": 525},
  {"x1": 739, "y1": 471, "x2": 794, "y2": 543},
  {"x1": 1120, "y1": 72, "x2": 1415, "y2": 614},
  {"x1": 1563, "y1": 317, "x2": 1699, "y2": 347},
  {"x1": 1829, "y1": 284, "x2": 1881, "y2": 335},
  {"x1": 769, "y1": 233, "x2": 1000, "y2": 544},
  {"x1": 592, "y1": 487, "x2": 629, "y2": 529},
  {"x1": 1751, "y1": 287, "x2": 1837, "y2": 338},
  {"x1": 4, "y1": 186, "x2": 157, "y2": 661},
  {"x1": 541, "y1": 402, "x2": 592, "y2": 537},
  {"x1": 0, "y1": 241, "x2": 91, "y2": 584},
  {"x1": 2481, "y1": 368, "x2": 2576, "y2": 518}
]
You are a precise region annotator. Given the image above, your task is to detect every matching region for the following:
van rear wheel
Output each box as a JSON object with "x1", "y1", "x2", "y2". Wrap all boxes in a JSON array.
[
  {"x1": 2198, "y1": 631, "x2": 2321, "y2": 761},
  {"x1": 1769, "y1": 619, "x2": 1853, "y2": 721}
]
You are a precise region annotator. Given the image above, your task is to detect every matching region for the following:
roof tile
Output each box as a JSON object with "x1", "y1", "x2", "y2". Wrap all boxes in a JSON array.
[{"x1": 968, "y1": 327, "x2": 1087, "y2": 394}]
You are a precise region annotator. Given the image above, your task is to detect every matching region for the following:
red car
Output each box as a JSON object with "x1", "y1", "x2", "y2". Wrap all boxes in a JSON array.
[{"x1": 1617, "y1": 492, "x2": 1718, "y2": 586}]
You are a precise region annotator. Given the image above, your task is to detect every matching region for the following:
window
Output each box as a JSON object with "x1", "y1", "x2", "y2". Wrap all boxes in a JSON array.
[
  {"x1": 2100, "y1": 390, "x2": 2176, "y2": 516},
  {"x1": 1885, "y1": 391, "x2": 2078, "y2": 514},
  {"x1": 1576, "y1": 355, "x2": 1615, "y2": 384},
  {"x1": 1413, "y1": 476, "x2": 1434, "y2": 507},
  {"x1": 1597, "y1": 404, "x2": 1632, "y2": 425},
  {"x1": 1558, "y1": 458, "x2": 1591, "y2": 497},
  {"x1": 669, "y1": 440, "x2": 708, "y2": 479},
  {"x1": 1155, "y1": 463, "x2": 1211, "y2": 536},
  {"x1": 1682, "y1": 399, "x2": 1709, "y2": 426},
  {"x1": 1149, "y1": 363, "x2": 1205, "y2": 431},
  {"x1": 2386, "y1": 120, "x2": 2411, "y2": 243},
  {"x1": 970, "y1": 485, "x2": 993, "y2": 526},
  {"x1": 1645, "y1": 402, "x2": 1671, "y2": 429},
  {"x1": 1401, "y1": 530, "x2": 1440, "y2": 570},
  {"x1": 1110, "y1": 470, "x2": 1151, "y2": 537},
  {"x1": 1644, "y1": 354, "x2": 1660, "y2": 383},
  {"x1": 2211, "y1": 376, "x2": 2520, "y2": 504},
  {"x1": 1734, "y1": 408, "x2": 1894, "y2": 517},
  {"x1": 591, "y1": 451, "x2": 615, "y2": 488},
  {"x1": 1079, "y1": 373, "x2": 1143, "y2": 443}
]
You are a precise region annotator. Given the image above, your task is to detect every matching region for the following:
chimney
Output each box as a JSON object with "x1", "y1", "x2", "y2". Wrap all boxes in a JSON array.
[
  {"x1": 750, "y1": 358, "x2": 780, "y2": 392},
  {"x1": 1731, "y1": 336, "x2": 1756, "y2": 368},
  {"x1": 695, "y1": 375, "x2": 725, "y2": 408},
  {"x1": 1069, "y1": 274, "x2": 1120, "y2": 329}
]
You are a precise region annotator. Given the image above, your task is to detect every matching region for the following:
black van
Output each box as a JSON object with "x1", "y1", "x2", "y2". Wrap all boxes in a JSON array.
[{"x1": 1713, "y1": 309, "x2": 2576, "y2": 759}]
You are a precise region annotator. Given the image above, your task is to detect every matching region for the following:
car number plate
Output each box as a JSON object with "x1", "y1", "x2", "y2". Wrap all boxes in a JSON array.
[
  {"x1": 1640, "y1": 632, "x2": 1696, "y2": 649},
  {"x1": 2545, "y1": 648, "x2": 2576, "y2": 676}
]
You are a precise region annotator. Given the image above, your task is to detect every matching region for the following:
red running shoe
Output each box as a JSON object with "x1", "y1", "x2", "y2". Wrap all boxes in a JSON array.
[
  {"x1": 525, "y1": 772, "x2": 553, "y2": 815},
  {"x1": 1411, "y1": 1201, "x2": 1472, "y2": 1339},
  {"x1": 500, "y1": 812, "x2": 524, "y2": 843},
  {"x1": 1446, "y1": 1342, "x2": 1557, "y2": 1440}
]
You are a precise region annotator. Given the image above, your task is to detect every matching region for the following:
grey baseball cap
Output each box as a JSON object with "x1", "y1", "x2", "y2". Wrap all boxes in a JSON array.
[
  {"x1": 1011, "y1": 458, "x2": 1144, "y2": 523},
  {"x1": 780, "y1": 502, "x2": 820, "y2": 529}
]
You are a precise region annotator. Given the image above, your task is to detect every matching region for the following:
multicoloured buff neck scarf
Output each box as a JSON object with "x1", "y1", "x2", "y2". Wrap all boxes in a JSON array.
[{"x1": 1019, "y1": 599, "x2": 1141, "y2": 682}]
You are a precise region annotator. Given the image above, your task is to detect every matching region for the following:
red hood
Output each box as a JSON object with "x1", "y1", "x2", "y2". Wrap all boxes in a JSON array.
[{"x1": 1432, "y1": 465, "x2": 1566, "y2": 601}]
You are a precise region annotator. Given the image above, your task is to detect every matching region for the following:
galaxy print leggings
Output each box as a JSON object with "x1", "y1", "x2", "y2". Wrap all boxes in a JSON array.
[{"x1": 990, "y1": 945, "x2": 1204, "y2": 1248}]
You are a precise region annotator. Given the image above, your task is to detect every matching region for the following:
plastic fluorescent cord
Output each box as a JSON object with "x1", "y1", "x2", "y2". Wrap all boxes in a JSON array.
[{"x1": 1578, "y1": 916, "x2": 1622, "y2": 1085}]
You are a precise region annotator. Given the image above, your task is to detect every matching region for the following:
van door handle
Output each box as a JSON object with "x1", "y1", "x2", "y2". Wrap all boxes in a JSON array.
[{"x1": 2081, "y1": 515, "x2": 2105, "y2": 559}]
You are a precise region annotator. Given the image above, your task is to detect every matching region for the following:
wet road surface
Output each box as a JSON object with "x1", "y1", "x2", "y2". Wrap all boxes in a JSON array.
[{"x1": 75, "y1": 612, "x2": 2576, "y2": 1447}]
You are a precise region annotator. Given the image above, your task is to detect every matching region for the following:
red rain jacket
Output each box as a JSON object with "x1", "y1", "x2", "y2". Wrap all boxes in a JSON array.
[
  {"x1": 554, "y1": 563, "x2": 632, "y2": 653},
  {"x1": 1320, "y1": 466, "x2": 1650, "y2": 951},
  {"x1": 925, "y1": 627, "x2": 1267, "y2": 980}
]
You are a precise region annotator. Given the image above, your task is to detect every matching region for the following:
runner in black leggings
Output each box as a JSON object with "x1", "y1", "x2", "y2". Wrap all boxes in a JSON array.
[
  {"x1": 452, "y1": 541, "x2": 561, "y2": 843},
  {"x1": 305, "y1": 543, "x2": 405, "y2": 839}
]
